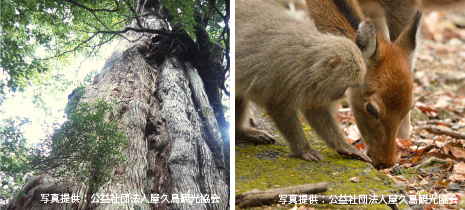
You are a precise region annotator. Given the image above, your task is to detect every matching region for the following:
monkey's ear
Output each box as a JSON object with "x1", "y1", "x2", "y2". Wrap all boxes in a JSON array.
[
  {"x1": 355, "y1": 20, "x2": 377, "y2": 63},
  {"x1": 395, "y1": 11, "x2": 422, "y2": 61},
  {"x1": 326, "y1": 57, "x2": 343, "y2": 69}
]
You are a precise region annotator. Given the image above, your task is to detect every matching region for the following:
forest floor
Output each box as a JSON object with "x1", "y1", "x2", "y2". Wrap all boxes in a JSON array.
[{"x1": 235, "y1": 11, "x2": 465, "y2": 210}]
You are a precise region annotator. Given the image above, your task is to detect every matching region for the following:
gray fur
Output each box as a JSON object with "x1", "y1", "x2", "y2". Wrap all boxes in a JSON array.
[{"x1": 236, "y1": 0, "x2": 373, "y2": 162}]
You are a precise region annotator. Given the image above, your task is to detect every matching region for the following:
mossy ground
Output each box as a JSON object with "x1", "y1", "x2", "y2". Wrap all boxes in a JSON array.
[{"x1": 236, "y1": 121, "x2": 408, "y2": 209}]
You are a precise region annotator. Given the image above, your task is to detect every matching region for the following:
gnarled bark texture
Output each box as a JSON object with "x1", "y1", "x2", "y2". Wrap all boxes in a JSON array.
[{"x1": 6, "y1": 4, "x2": 229, "y2": 210}]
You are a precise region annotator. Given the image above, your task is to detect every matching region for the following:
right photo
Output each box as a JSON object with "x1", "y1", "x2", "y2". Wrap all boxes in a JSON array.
[{"x1": 234, "y1": 0, "x2": 465, "y2": 209}]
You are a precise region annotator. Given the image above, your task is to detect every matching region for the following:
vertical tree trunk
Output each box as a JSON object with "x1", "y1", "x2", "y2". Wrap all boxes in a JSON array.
[{"x1": 6, "y1": 6, "x2": 229, "y2": 210}]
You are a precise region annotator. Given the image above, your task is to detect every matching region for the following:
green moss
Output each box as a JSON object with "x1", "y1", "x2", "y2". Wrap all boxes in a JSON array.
[
  {"x1": 402, "y1": 168, "x2": 417, "y2": 179},
  {"x1": 236, "y1": 122, "x2": 406, "y2": 209}
]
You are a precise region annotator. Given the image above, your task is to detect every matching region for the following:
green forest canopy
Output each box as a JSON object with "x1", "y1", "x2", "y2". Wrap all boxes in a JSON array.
[{"x1": 1, "y1": 0, "x2": 229, "y2": 95}]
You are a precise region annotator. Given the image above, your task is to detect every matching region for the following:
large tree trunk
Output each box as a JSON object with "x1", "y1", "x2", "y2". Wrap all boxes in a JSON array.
[{"x1": 6, "y1": 6, "x2": 229, "y2": 210}]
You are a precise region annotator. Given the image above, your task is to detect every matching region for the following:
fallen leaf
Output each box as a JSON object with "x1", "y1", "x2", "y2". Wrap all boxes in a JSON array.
[
  {"x1": 350, "y1": 176, "x2": 359, "y2": 183},
  {"x1": 417, "y1": 54, "x2": 435, "y2": 62},
  {"x1": 448, "y1": 174, "x2": 465, "y2": 182},
  {"x1": 416, "y1": 103, "x2": 440, "y2": 117},
  {"x1": 397, "y1": 138, "x2": 412, "y2": 149},
  {"x1": 345, "y1": 136, "x2": 356, "y2": 144},
  {"x1": 354, "y1": 142, "x2": 365, "y2": 151},
  {"x1": 347, "y1": 124, "x2": 361, "y2": 140},
  {"x1": 449, "y1": 146, "x2": 465, "y2": 159},
  {"x1": 380, "y1": 168, "x2": 391, "y2": 174},
  {"x1": 288, "y1": 205, "x2": 298, "y2": 210},
  {"x1": 423, "y1": 11, "x2": 447, "y2": 42},
  {"x1": 417, "y1": 139, "x2": 435, "y2": 146},
  {"x1": 453, "y1": 162, "x2": 465, "y2": 174},
  {"x1": 434, "y1": 95, "x2": 452, "y2": 109},
  {"x1": 430, "y1": 180, "x2": 449, "y2": 188},
  {"x1": 412, "y1": 157, "x2": 421, "y2": 163},
  {"x1": 407, "y1": 190, "x2": 417, "y2": 195},
  {"x1": 442, "y1": 145, "x2": 451, "y2": 154},
  {"x1": 426, "y1": 204, "x2": 440, "y2": 210},
  {"x1": 392, "y1": 176, "x2": 408, "y2": 186},
  {"x1": 297, "y1": 205, "x2": 307, "y2": 210},
  {"x1": 399, "y1": 158, "x2": 413, "y2": 166},
  {"x1": 419, "y1": 177, "x2": 430, "y2": 186},
  {"x1": 397, "y1": 148, "x2": 410, "y2": 158},
  {"x1": 435, "y1": 140, "x2": 447, "y2": 148},
  {"x1": 425, "y1": 152, "x2": 458, "y2": 161}
]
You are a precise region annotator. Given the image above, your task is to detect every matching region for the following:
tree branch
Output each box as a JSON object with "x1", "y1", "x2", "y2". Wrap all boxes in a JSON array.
[
  {"x1": 77, "y1": 34, "x2": 115, "y2": 69},
  {"x1": 40, "y1": 27, "x2": 198, "y2": 63},
  {"x1": 124, "y1": 0, "x2": 144, "y2": 29},
  {"x1": 220, "y1": 78, "x2": 229, "y2": 97},
  {"x1": 42, "y1": 33, "x2": 116, "y2": 61},
  {"x1": 211, "y1": 0, "x2": 226, "y2": 20},
  {"x1": 215, "y1": 26, "x2": 227, "y2": 45},
  {"x1": 422, "y1": 125, "x2": 465, "y2": 139}
]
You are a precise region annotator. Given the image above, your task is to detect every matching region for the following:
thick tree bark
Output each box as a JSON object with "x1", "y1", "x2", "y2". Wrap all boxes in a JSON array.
[{"x1": 6, "y1": 7, "x2": 229, "y2": 210}]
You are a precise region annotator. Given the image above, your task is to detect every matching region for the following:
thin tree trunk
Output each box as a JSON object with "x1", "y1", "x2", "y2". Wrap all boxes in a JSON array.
[{"x1": 6, "y1": 8, "x2": 229, "y2": 210}]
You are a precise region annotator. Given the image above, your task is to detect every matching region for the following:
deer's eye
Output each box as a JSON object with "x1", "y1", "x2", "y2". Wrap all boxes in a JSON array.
[{"x1": 366, "y1": 103, "x2": 378, "y2": 119}]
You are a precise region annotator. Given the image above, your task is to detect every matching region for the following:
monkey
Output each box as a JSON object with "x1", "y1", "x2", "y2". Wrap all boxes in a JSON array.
[{"x1": 236, "y1": 0, "x2": 377, "y2": 162}]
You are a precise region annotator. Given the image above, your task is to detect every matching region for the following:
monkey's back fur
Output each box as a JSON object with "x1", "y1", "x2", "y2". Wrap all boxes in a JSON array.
[{"x1": 236, "y1": 0, "x2": 367, "y2": 111}]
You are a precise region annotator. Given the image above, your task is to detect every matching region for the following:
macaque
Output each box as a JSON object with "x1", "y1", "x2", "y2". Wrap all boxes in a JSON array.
[{"x1": 236, "y1": 0, "x2": 377, "y2": 162}]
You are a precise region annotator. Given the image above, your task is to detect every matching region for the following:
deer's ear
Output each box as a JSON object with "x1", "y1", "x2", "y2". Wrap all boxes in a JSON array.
[
  {"x1": 395, "y1": 11, "x2": 422, "y2": 59},
  {"x1": 355, "y1": 20, "x2": 377, "y2": 63}
]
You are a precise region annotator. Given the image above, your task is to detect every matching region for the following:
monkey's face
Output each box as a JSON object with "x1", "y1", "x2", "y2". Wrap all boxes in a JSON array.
[{"x1": 347, "y1": 42, "x2": 414, "y2": 170}]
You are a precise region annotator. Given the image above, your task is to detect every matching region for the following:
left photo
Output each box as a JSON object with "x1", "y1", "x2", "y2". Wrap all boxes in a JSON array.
[{"x1": 1, "y1": 0, "x2": 231, "y2": 209}]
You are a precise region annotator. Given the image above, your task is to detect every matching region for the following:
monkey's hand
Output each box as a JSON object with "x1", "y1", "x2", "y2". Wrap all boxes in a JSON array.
[
  {"x1": 336, "y1": 146, "x2": 372, "y2": 163},
  {"x1": 249, "y1": 116, "x2": 257, "y2": 127},
  {"x1": 249, "y1": 110, "x2": 257, "y2": 127},
  {"x1": 236, "y1": 128, "x2": 276, "y2": 144},
  {"x1": 300, "y1": 149, "x2": 325, "y2": 162}
]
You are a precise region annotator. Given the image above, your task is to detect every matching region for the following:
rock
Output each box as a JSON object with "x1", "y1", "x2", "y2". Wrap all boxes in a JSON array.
[
  {"x1": 445, "y1": 172, "x2": 452, "y2": 179},
  {"x1": 449, "y1": 38, "x2": 464, "y2": 48},
  {"x1": 448, "y1": 183, "x2": 462, "y2": 191},
  {"x1": 448, "y1": 14, "x2": 465, "y2": 28},
  {"x1": 442, "y1": 59, "x2": 454, "y2": 66},
  {"x1": 456, "y1": 82, "x2": 465, "y2": 96},
  {"x1": 437, "y1": 109, "x2": 460, "y2": 122},
  {"x1": 460, "y1": 51, "x2": 465, "y2": 58},
  {"x1": 427, "y1": 167, "x2": 439, "y2": 173},
  {"x1": 390, "y1": 165, "x2": 402, "y2": 175},
  {"x1": 410, "y1": 107, "x2": 429, "y2": 122},
  {"x1": 360, "y1": 167, "x2": 371, "y2": 176},
  {"x1": 420, "y1": 132, "x2": 430, "y2": 139},
  {"x1": 415, "y1": 71, "x2": 426, "y2": 78},
  {"x1": 445, "y1": 71, "x2": 461, "y2": 84}
]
